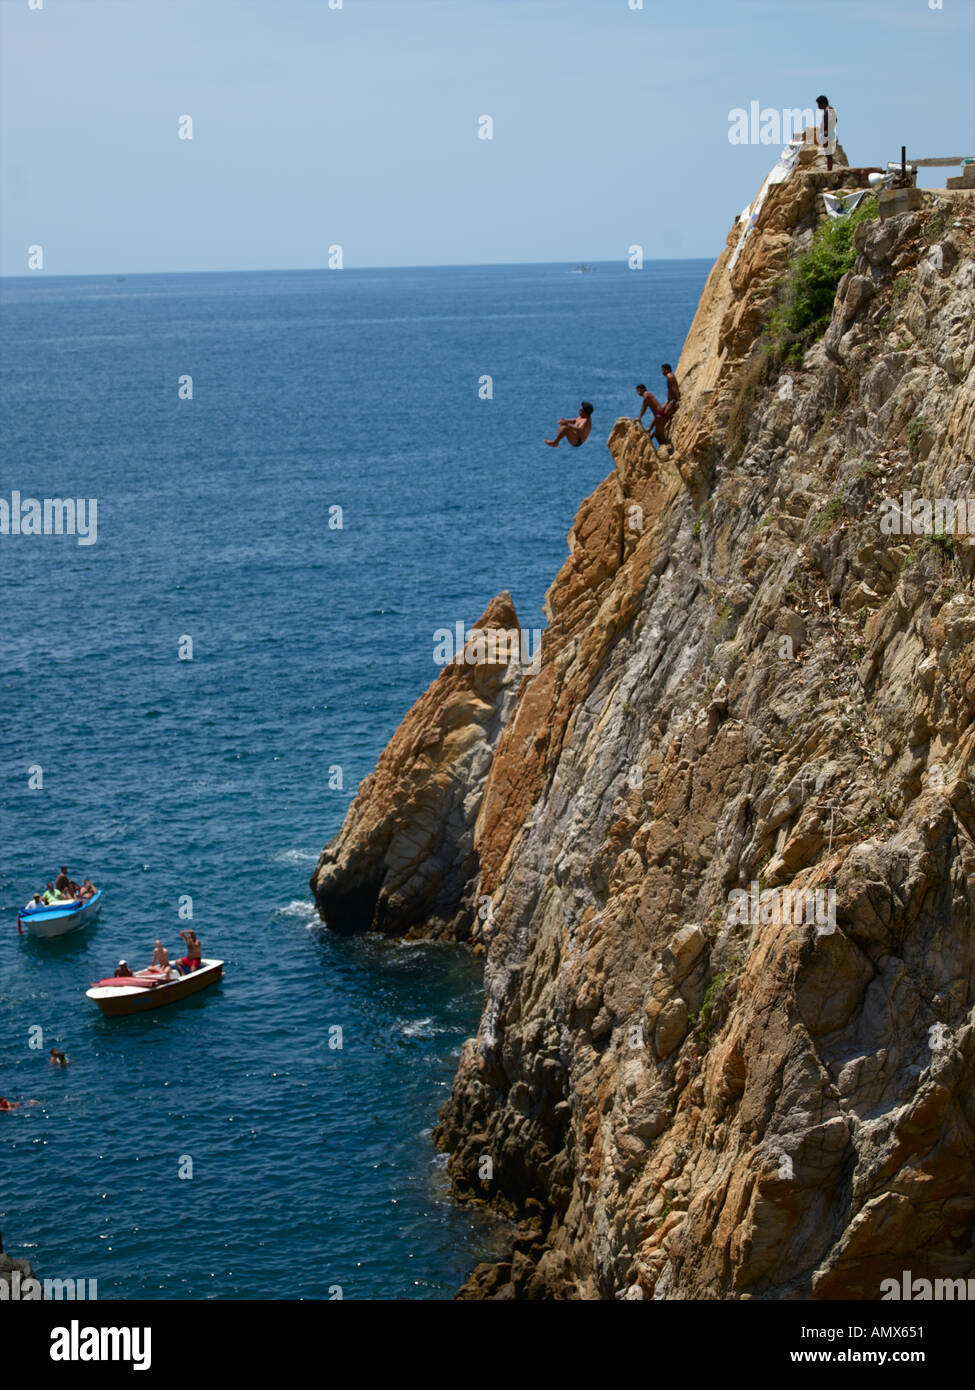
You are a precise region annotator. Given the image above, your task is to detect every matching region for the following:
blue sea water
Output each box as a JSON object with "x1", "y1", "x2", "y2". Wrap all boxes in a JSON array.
[{"x1": 0, "y1": 259, "x2": 708, "y2": 1299}]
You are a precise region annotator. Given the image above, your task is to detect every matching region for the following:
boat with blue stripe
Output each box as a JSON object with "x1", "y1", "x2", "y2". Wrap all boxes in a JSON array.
[{"x1": 18, "y1": 890, "x2": 104, "y2": 940}]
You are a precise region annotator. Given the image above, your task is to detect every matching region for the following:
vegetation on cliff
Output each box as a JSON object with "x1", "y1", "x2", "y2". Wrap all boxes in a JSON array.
[
  {"x1": 766, "y1": 195, "x2": 878, "y2": 364},
  {"x1": 729, "y1": 195, "x2": 881, "y2": 459}
]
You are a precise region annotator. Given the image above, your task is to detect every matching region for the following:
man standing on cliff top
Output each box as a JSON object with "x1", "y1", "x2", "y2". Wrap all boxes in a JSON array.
[
  {"x1": 816, "y1": 95, "x2": 837, "y2": 171},
  {"x1": 636, "y1": 365, "x2": 680, "y2": 447},
  {"x1": 545, "y1": 401, "x2": 594, "y2": 448}
]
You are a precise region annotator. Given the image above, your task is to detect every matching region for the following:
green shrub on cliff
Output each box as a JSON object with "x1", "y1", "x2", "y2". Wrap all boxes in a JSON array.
[
  {"x1": 695, "y1": 971, "x2": 729, "y2": 1033},
  {"x1": 814, "y1": 494, "x2": 846, "y2": 531},
  {"x1": 922, "y1": 530, "x2": 954, "y2": 558},
  {"x1": 724, "y1": 199, "x2": 879, "y2": 461},
  {"x1": 767, "y1": 197, "x2": 879, "y2": 365},
  {"x1": 923, "y1": 211, "x2": 946, "y2": 243},
  {"x1": 907, "y1": 414, "x2": 929, "y2": 450}
]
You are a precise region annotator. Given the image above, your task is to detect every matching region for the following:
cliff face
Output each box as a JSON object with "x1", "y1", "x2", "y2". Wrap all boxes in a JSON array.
[
  {"x1": 311, "y1": 592, "x2": 525, "y2": 939},
  {"x1": 314, "y1": 155, "x2": 975, "y2": 1298},
  {"x1": 0, "y1": 1253, "x2": 43, "y2": 1297}
]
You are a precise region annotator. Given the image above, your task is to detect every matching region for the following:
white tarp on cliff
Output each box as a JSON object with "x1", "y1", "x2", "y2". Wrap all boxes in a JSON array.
[
  {"x1": 728, "y1": 139, "x2": 803, "y2": 272},
  {"x1": 822, "y1": 188, "x2": 870, "y2": 218}
]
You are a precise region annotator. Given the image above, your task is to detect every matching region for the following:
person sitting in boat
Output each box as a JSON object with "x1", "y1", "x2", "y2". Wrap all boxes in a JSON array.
[
  {"x1": 80, "y1": 878, "x2": 96, "y2": 899},
  {"x1": 116, "y1": 960, "x2": 134, "y2": 978},
  {"x1": 145, "y1": 940, "x2": 176, "y2": 981},
  {"x1": 55, "y1": 867, "x2": 81, "y2": 900},
  {"x1": 178, "y1": 929, "x2": 203, "y2": 973},
  {"x1": 24, "y1": 892, "x2": 43, "y2": 912},
  {"x1": 41, "y1": 882, "x2": 64, "y2": 905}
]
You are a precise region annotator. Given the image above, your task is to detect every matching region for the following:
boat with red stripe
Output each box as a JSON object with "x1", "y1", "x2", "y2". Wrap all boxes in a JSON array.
[{"x1": 86, "y1": 958, "x2": 224, "y2": 1016}]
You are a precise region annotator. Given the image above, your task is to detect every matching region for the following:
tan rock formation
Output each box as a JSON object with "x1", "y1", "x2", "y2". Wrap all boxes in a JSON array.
[
  {"x1": 314, "y1": 155, "x2": 975, "y2": 1297},
  {"x1": 310, "y1": 591, "x2": 526, "y2": 939}
]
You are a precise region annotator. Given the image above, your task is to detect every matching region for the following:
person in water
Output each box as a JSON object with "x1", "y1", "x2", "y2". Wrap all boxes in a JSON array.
[
  {"x1": 49, "y1": 1048, "x2": 68, "y2": 1066},
  {"x1": 116, "y1": 960, "x2": 134, "y2": 978},
  {"x1": 0, "y1": 1097, "x2": 18, "y2": 1111},
  {"x1": 545, "y1": 401, "x2": 594, "y2": 448},
  {"x1": 636, "y1": 365, "x2": 680, "y2": 446},
  {"x1": 178, "y1": 929, "x2": 202, "y2": 973}
]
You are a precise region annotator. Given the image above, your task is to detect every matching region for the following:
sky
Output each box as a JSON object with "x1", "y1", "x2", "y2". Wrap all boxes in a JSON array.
[{"x1": 1, "y1": 0, "x2": 973, "y2": 275}]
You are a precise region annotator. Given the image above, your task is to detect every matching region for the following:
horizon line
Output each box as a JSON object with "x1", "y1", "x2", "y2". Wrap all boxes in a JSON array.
[{"x1": 0, "y1": 254, "x2": 714, "y2": 284}]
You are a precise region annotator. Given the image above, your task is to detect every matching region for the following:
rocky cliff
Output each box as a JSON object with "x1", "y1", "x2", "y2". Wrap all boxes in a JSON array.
[
  {"x1": 311, "y1": 591, "x2": 524, "y2": 939},
  {"x1": 0, "y1": 1252, "x2": 44, "y2": 1298},
  {"x1": 313, "y1": 151, "x2": 975, "y2": 1298}
]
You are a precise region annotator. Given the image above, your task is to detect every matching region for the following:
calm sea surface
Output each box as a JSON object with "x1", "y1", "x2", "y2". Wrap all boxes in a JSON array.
[{"x1": 0, "y1": 259, "x2": 707, "y2": 1298}]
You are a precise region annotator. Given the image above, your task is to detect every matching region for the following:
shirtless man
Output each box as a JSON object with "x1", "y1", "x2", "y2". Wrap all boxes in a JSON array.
[
  {"x1": 55, "y1": 866, "x2": 77, "y2": 897},
  {"x1": 636, "y1": 365, "x2": 680, "y2": 446},
  {"x1": 49, "y1": 1048, "x2": 68, "y2": 1066},
  {"x1": 545, "y1": 401, "x2": 594, "y2": 448},
  {"x1": 179, "y1": 929, "x2": 202, "y2": 973},
  {"x1": 56, "y1": 867, "x2": 81, "y2": 900},
  {"x1": 146, "y1": 940, "x2": 175, "y2": 980},
  {"x1": 116, "y1": 960, "x2": 134, "y2": 978}
]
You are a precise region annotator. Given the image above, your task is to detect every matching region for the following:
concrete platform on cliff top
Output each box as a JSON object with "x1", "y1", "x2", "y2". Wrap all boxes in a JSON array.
[
  {"x1": 801, "y1": 167, "x2": 882, "y2": 191},
  {"x1": 878, "y1": 186, "x2": 926, "y2": 220},
  {"x1": 878, "y1": 185, "x2": 975, "y2": 219}
]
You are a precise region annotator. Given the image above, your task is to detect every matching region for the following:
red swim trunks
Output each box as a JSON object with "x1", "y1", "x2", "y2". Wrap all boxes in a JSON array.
[{"x1": 180, "y1": 956, "x2": 200, "y2": 972}]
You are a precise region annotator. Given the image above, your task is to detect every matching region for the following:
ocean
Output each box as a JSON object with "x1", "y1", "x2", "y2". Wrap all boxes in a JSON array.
[{"x1": 0, "y1": 259, "x2": 708, "y2": 1298}]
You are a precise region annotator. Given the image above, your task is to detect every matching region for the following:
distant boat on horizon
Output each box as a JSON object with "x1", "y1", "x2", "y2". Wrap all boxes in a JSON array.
[{"x1": 571, "y1": 264, "x2": 594, "y2": 273}]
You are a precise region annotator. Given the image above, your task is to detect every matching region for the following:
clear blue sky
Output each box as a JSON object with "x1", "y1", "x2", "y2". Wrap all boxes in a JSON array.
[{"x1": 1, "y1": 0, "x2": 973, "y2": 275}]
